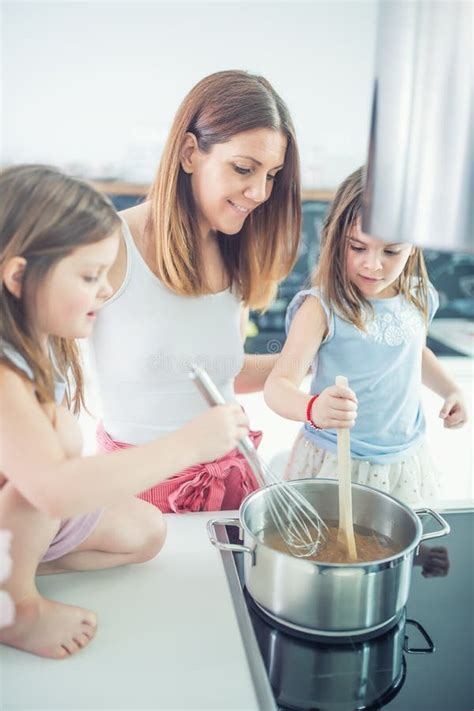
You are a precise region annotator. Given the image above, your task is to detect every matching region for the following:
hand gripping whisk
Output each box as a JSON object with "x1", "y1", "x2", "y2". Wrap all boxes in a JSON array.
[{"x1": 189, "y1": 364, "x2": 327, "y2": 558}]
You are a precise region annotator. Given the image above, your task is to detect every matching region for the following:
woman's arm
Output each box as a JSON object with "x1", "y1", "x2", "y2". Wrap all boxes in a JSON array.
[
  {"x1": 421, "y1": 346, "x2": 468, "y2": 428},
  {"x1": 234, "y1": 354, "x2": 280, "y2": 394},
  {"x1": 264, "y1": 296, "x2": 357, "y2": 429},
  {"x1": 0, "y1": 367, "x2": 248, "y2": 519},
  {"x1": 233, "y1": 307, "x2": 279, "y2": 394}
]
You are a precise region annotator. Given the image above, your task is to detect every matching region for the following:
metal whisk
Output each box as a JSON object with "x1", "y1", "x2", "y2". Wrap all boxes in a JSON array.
[{"x1": 189, "y1": 364, "x2": 328, "y2": 558}]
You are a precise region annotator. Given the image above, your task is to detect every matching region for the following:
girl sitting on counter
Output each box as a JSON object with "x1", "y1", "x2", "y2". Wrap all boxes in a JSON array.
[{"x1": 0, "y1": 166, "x2": 248, "y2": 659}]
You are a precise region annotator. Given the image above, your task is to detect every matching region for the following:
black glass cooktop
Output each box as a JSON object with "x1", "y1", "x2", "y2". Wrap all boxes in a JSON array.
[{"x1": 221, "y1": 510, "x2": 474, "y2": 711}]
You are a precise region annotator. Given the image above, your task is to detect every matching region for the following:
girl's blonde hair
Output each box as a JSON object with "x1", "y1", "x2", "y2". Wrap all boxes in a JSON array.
[
  {"x1": 313, "y1": 166, "x2": 429, "y2": 329},
  {"x1": 147, "y1": 70, "x2": 301, "y2": 309},
  {"x1": 0, "y1": 165, "x2": 120, "y2": 412}
]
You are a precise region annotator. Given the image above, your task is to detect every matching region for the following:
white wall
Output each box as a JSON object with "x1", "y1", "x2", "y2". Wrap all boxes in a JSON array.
[{"x1": 2, "y1": 0, "x2": 377, "y2": 187}]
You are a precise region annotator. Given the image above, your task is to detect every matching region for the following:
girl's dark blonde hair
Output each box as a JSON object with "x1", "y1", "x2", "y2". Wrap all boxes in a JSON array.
[
  {"x1": 313, "y1": 166, "x2": 429, "y2": 329},
  {"x1": 147, "y1": 70, "x2": 301, "y2": 309},
  {"x1": 0, "y1": 165, "x2": 120, "y2": 412}
]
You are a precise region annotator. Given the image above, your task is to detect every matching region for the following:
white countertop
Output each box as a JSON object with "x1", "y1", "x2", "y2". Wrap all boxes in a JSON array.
[{"x1": 1, "y1": 511, "x2": 260, "y2": 711}]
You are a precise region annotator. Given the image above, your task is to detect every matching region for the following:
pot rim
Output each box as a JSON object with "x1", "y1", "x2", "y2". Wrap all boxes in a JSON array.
[{"x1": 238, "y1": 478, "x2": 424, "y2": 568}]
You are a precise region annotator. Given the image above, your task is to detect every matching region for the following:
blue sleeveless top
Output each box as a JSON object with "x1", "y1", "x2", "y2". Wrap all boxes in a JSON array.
[
  {"x1": 286, "y1": 284, "x2": 439, "y2": 463},
  {"x1": 0, "y1": 341, "x2": 66, "y2": 405}
]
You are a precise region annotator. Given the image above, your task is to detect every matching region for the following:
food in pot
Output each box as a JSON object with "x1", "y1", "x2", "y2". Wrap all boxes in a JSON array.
[{"x1": 263, "y1": 522, "x2": 402, "y2": 563}]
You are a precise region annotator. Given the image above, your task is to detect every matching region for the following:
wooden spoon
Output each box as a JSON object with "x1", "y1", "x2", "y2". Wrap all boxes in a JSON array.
[{"x1": 335, "y1": 375, "x2": 358, "y2": 561}]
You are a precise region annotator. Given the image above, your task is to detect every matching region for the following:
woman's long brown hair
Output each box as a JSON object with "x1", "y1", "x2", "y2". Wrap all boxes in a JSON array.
[
  {"x1": 147, "y1": 70, "x2": 301, "y2": 309},
  {"x1": 313, "y1": 166, "x2": 429, "y2": 329},
  {"x1": 0, "y1": 165, "x2": 120, "y2": 412}
]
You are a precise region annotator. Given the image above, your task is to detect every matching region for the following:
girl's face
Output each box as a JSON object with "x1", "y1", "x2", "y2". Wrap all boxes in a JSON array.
[
  {"x1": 346, "y1": 222, "x2": 414, "y2": 299},
  {"x1": 33, "y1": 232, "x2": 119, "y2": 343},
  {"x1": 183, "y1": 127, "x2": 287, "y2": 237}
]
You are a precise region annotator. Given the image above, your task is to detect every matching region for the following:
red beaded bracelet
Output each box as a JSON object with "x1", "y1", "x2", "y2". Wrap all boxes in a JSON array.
[{"x1": 306, "y1": 394, "x2": 321, "y2": 430}]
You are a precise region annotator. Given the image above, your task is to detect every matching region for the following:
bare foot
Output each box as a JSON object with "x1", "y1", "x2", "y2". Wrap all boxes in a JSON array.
[{"x1": 0, "y1": 594, "x2": 97, "y2": 658}]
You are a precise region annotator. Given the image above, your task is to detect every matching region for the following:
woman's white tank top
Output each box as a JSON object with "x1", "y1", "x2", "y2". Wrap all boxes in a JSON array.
[{"x1": 90, "y1": 218, "x2": 244, "y2": 445}]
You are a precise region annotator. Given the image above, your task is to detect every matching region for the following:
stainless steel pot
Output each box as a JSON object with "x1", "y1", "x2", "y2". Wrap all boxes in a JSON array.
[{"x1": 208, "y1": 479, "x2": 450, "y2": 636}]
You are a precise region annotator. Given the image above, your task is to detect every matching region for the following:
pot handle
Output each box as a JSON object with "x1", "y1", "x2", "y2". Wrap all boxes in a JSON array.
[
  {"x1": 414, "y1": 508, "x2": 451, "y2": 541},
  {"x1": 207, "y1": 517, "x2": 254, "y2": 557}
]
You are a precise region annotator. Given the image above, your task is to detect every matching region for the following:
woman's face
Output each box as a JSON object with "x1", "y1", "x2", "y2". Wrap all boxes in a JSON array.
[{"x1": 182, "y1": 127, "x2": 287, "y2": 237}]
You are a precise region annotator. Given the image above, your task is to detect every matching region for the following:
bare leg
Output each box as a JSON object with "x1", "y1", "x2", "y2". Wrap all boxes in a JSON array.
[
  {"x1": 37, "y1": 498, "x2": 166, "y2": 575},
  {"x1": 0, "y1": 484, "x2": 97, "y2": 659}
]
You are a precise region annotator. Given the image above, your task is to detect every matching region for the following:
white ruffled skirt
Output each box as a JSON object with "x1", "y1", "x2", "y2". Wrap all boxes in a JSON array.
[{"x1": 284, "y1": 430, "x2": 441, "y2": 507}]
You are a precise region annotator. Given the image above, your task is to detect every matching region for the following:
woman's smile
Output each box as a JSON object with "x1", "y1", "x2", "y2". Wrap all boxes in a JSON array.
[{"x1": 227, "y1": 199, "x2": 251, "y2": 214}]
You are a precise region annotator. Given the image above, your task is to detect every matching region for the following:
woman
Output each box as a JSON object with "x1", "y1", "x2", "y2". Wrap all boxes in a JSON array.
[{"x1": 92, "y1": 69, "x2": 302, "y2": 512}]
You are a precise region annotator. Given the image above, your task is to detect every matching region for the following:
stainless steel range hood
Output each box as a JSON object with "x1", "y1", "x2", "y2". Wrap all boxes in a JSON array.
[{"x1": 362, "y1": 1, "x2": 472, "y2": 252}]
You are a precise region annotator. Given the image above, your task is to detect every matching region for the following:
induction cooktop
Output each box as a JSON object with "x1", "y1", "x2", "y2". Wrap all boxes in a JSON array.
[{"x1": 217, "y1": 509, "x2": 474, "y2": 710}]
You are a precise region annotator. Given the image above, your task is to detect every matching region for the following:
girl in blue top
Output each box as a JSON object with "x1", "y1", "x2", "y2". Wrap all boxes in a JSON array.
[{"x1": 264, "y1": 167, "x2": 467, "y2": 505}]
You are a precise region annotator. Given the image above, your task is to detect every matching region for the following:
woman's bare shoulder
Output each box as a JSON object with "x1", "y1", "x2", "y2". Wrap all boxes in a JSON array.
[
  {"x1": 119, "y1": 201, "x2": 150, "y2": 240},
  {"x1": 106, "y1": 202, "x2": 149, "y2": 294}
]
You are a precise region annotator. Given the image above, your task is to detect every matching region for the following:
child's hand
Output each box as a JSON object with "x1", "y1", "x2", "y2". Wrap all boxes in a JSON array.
[
  {"x1": 311, "y1": 385, "x2": 358, "y2": 429},
  {"x1": 185, "y1": 404, "x2": 249, "y2": 462},
  {"x1": 439, "y1": 390, "x2": 468, "y2": 428}
]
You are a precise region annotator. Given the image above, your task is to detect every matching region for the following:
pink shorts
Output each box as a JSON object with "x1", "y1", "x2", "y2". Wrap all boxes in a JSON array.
[{"x1": 41, "y1": 510, "x2": 103, "y2": 563}]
